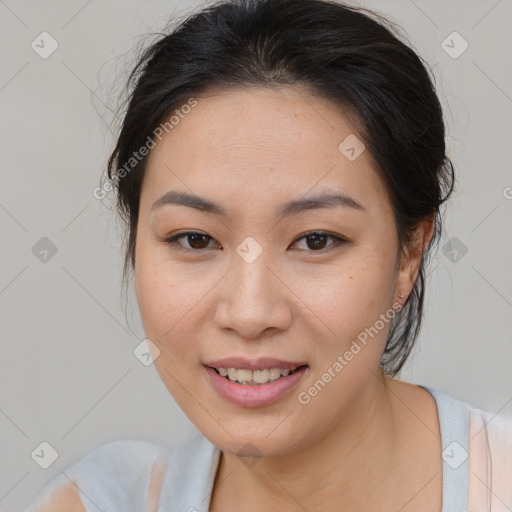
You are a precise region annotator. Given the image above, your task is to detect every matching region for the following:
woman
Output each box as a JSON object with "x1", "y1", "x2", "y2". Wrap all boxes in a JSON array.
[{"x1": 24, "y1": 0, "x2": 512, "y2": 510}]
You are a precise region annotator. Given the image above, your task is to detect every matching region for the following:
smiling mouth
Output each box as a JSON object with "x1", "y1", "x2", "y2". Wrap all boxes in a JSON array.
[{"x1": 209, "y1": 365, "x2": 309, "y2": 385}]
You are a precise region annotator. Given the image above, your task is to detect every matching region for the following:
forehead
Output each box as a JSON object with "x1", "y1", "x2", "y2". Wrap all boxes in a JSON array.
[{"x1": 142, "y1": 86, "x2": 390, "y2": 218}]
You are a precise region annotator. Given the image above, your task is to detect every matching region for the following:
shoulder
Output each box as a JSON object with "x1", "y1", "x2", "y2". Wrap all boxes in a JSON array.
[
  {"x1": 467, "y1": 406, "x2": 512, "y2": 508},
  {"x1": 420, "y1": 386, "x2": 512, "y2": 507},
  {"x1": 25, "y1": 432, "x2": 221, "y2": 512},
  {"x1": 25, "y1": 438, "x2": 171, "y2": 512},
  {"x1": 469, "y1": 406, "x2": 512, "y2": 466},
  {"x1": 74, "y1": 436, "x2": 170, "y2": 472}
]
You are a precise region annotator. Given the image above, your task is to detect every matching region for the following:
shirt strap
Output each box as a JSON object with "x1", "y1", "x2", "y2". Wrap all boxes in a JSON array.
[
  {"x1": 146, "y1": 450, "x2": 170, "y2": 512},
  {"x1": 467, "y1": 407, "x2": 492, "y2": 511}
]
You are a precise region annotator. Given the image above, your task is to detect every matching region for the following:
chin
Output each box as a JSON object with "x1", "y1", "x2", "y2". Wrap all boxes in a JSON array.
[{"x1": 197, "y1": 417, "x2": 307, "y2": 459}]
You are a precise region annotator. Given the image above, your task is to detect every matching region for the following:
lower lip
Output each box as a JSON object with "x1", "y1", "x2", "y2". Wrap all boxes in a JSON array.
[{"x1": 204, "y1": 365, "x2": 308, "y2": 408}]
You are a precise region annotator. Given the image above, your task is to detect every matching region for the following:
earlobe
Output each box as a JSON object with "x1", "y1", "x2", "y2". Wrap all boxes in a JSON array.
[{"x1": 395, "y1": 214, "x2": 436, "y2": 302}]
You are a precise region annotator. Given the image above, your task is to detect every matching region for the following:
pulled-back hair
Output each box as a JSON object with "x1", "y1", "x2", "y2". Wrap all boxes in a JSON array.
[{"x1": 104, "y1": 0, "x2": 454, "y2": 377}]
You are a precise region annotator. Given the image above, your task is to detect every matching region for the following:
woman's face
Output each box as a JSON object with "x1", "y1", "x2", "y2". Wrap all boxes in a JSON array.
[{"x1": 135, "y1": 85, "x2": 420, "y2": 457}]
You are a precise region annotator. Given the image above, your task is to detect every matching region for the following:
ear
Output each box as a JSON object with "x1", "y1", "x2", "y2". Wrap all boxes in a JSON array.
[{"x1": 394, "y1": 214, "x2": 436, "y2": 302}]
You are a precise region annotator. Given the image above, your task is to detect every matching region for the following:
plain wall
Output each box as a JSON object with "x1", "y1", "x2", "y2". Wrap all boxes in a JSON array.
[{"x1": 1, "y1": 0, "x2": 511, "y2": 509}]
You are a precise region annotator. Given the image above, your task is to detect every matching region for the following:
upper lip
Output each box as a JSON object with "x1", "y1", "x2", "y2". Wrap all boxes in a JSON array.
[{"x1": 204, "y1": 357, "x2": 308, "y2": 371}]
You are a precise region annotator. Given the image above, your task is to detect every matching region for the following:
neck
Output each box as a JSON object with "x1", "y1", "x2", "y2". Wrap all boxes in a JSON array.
[{"x1": 211, "y1": 371, "x2": 405, "y2": 511}]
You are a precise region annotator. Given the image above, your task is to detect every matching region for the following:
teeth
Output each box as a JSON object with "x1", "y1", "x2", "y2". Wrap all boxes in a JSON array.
[
  {"x1": 269, "y1": 368, "x2": 282, "y2": 380},
  {"x1": 215, "y1": 367, "x2": 299, "y2": 385}
]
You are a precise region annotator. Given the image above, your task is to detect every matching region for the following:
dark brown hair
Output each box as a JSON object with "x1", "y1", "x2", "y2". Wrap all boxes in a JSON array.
[{"x1": 104, "y1": 0, "x2": 454, "y2": 377}]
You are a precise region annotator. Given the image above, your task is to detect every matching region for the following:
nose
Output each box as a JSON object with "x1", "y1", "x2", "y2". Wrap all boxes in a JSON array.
[{"x1": 213, "y1": 251, "x2": 293, "y2": 339}]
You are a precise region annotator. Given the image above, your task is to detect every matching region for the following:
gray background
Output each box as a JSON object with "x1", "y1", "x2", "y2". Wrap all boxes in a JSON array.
[{"x1": 1, "y1": 0, "x2": 511, "y2": 509}]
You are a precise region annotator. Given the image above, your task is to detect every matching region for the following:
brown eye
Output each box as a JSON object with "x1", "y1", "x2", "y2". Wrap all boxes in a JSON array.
[
  {"x1": 163, "y1": 231, "x2": 220, "y2": 251},
  {"x1": 292, "y1": 231, "x2": 348, "y2": 252},
  {"x1": 163, "y1": 230, "x2": 348, "y2": 254}
]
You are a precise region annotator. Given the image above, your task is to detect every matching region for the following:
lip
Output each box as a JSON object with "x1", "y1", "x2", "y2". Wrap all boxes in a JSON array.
[
  {"x1": 203, "y1": 357, "x2": 308, "y2": 371},
  {"x1": 204, "y1": 364, "x2": 309, "y2": 408}
]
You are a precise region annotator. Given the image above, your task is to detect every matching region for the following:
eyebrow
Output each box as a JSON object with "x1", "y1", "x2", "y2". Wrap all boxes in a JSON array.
[{"x1": 150, "y1": 190, "x2": 365, "y2": 217}]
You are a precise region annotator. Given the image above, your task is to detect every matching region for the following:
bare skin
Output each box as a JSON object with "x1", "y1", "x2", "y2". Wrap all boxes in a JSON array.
[
  {"x1": 33, "y1": 482, "x2": 86, "y2": 512},
  {"x1": 32, "y1": 84, "x2": 442, "y2": 511},
  {"x1": 35, "y1": 380, "x2": 442, "y2": 512},
  {"x1": 33, "y1": 462, "x2": 166, "y2": 512},
  {"x1": 133, "y1": 85, "x2": 442, "y2": 511},
  {"x1": 209, "y1": 378, "x2": 443, "y2": 512}
]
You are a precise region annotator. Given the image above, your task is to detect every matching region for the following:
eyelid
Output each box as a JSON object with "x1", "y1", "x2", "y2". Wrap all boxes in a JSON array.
[
  {"x1": 163, "y1": 230, "x2": 220, "y2": 252},
  {"x1": 289, "y1": 230, "x2": 348, "y2": 252},
  {"x1": 162, "y1": 230, "x2": 349, "y2": 253}
]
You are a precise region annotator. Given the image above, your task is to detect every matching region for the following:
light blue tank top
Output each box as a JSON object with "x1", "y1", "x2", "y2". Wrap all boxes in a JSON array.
[{"x1": 25, "y1": 386, "x2": 510, "y2": 512}]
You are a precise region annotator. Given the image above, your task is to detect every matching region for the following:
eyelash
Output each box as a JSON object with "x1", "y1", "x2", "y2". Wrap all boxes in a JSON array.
[{"x1": 162, "y1": 230, "x2": 348, "y2": 254}]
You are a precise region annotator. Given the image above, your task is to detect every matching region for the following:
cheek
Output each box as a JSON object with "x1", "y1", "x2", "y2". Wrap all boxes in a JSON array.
[
  {"x1": 135, "y1": 257, "x2": 171, "y2": 337},
  {"x1": 300, "y1": 243, "x2": 397, "y2": 355},
  {"x1": 135, "y1": 240, "x2": 186, "y2": 345},
  {"x1": 136, "y1": 271, "x2": 195, "y2": 353},
  {"x1": 134, "y1": 239, "x2": 215, "y2": 358},
  {"x1": 135, "y1": 249, "x2": 204, "y2": 405}
]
